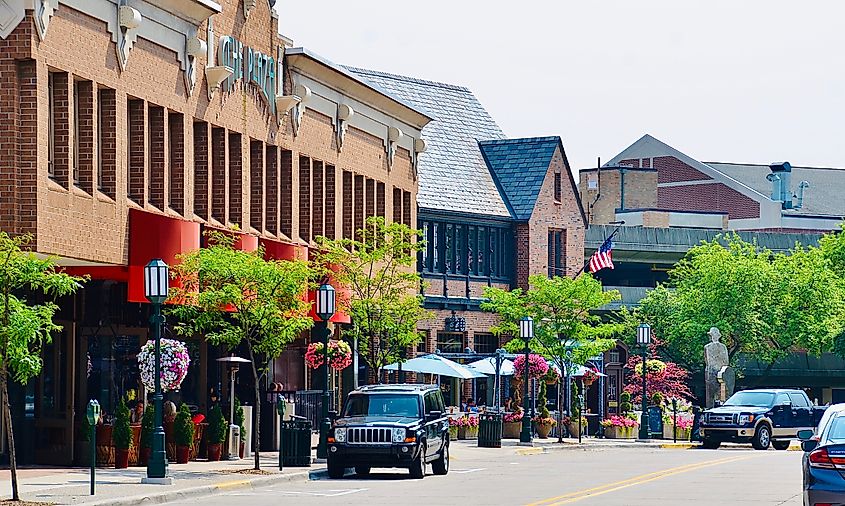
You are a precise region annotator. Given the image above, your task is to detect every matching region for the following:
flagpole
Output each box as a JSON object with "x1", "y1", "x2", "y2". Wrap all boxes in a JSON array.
[{"x1": 573, "y1": 221, "x2": 625, "y2": 279}]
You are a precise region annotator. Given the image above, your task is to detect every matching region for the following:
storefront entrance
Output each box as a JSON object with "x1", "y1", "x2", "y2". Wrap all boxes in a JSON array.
[{"x1": 33, "y1": 321, "x2": 75, "y2": 465}]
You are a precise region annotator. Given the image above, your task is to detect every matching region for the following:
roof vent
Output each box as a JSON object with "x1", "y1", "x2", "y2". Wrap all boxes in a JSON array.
[
  {"x1": 795, "y1": 181, "x2": 810, "y2": 209},
  {"x1": 768, "y1": 162, "x2": 792, "y2": 209}
]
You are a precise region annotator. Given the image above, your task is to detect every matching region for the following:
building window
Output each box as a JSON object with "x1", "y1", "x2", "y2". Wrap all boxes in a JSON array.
[
  {"x1": 417, "y1": 330, "x2": 430, "y2": 354},
  {"x1": 420, "y1": 219, "x2": 511, "y2": 280},
  {"x1": 554, "y1": 172, "x2": 562, "y2": 202},
  {"x1": 436, "y1": 332, "x2": 463, "y2": 354},
  {"x1": 72, "y1": 80, "x2": 80, "y2": 186},
  {"x1": 548, "y1": 229, "x2": 566, "y2": 277},
  {"x1": 473, "y1": 333, "x2": 498, "y2": 355}
]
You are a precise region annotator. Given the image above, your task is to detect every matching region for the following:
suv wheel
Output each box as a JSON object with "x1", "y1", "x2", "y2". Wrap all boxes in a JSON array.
[
  {"x1": 772, "y1": 440, "x2": 791, "y2": 451},
  {"x1": 327, "y1": 458, "x2": 346, "y2": 479},
  {"x1": 702, "y1": 438, "x2": 721, "y2": 450},
  {"x1": 431, "y1": 442, "x2": 449, "y2": 475},
  {"x1": 355, "y1": 466, "x2": 371, "y2": 476},
  {"x1": 409, "y1": 444, "x2": 426, "y2": 479},
  {"x1": 752, "y1": 424, "x2": 771, "y2": 450}
]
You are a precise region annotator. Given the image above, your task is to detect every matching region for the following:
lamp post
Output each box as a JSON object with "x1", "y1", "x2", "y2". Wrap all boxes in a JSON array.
[
  {"x1": 143, "y1": 259, "x2": 170, "y2": 483},
  {"x1": 561, "y1": 347, "x2": 573, "y2": 442},
  {"x1": 315, "y1": 283, "x2": 336, "y2": 460},
  {"x1": 519, "y1": 316, "x2": 534, "y2": 444},
  {"x1": 637, "y1": 323, "x2": 652, "y2": 440}
]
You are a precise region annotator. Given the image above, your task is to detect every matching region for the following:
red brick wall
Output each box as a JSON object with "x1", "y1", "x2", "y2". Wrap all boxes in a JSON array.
[
  {"x1": 653, "y1": 156, "x2": 712, "y2": 184},
  {"x1": 227, "y1": 132, "x2": 242, "y2": 227},
  {"x1": 658, "y1": 183, "x2": 760, "y2": 220},
  {"x1": 15, "y1": 59, "x2": 38, "y2": 238},
  {"x1": 148, "y1": 105, "x2": 165, "y2": 210},
  {"x1": 98, "y1": 87, "x2": 117, "y2": 199},
  {"x1": 192, "y1": 121, "x2": 209, "y2": 220},
  {"x1": 211, "y1": 127, "x2": 226, "y2": 223},
  {"x1": 50, "y1": 72, "x2": 70, "y2": 189},
  {"x1": 249, "y1": 139, "x2": 264, "y2": 231},
  {"x1": 325, "y1": 164, "x2": 335, "y2": 240},
  {"x1": 312, "y1": 160, "x2": 324, "y2": 238},
  {"x1": 127, "y1": 98, "x2": 145, "y2": 205},
  {"x1": 342, "y1": 170, "x2": 353, "y2": 239},
  {"x1": 280, "y1": 150, "x2": 293, "y2": 238},
  {"x1": 167, "y1": 111, "x2": 184, "y2": 215},
  {"x1": 265, "y1": 145, "x2": 278, "y2": 235},
  {"x1": 75, "y1": 80, "x2": 94, "y2": 194}
]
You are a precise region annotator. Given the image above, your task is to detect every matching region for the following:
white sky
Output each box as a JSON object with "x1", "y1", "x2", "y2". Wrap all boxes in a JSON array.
[{"x1": 276, "y1": 1, "x2": 845, "y2": 171}]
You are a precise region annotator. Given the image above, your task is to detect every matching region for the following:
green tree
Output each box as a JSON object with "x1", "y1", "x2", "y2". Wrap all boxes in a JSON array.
[
  {"x1": 638, "y1": 233, "x2": 845, "y2": 373},
  {"x1": 169, "y1": 231, "x2": 313, "y2": 470},
  {"x1": 0, "y1": 232, "x2": 84, "y2": 500},
  {"x1": 314, "y1": 217, "x2": 430, "y2": 381}
]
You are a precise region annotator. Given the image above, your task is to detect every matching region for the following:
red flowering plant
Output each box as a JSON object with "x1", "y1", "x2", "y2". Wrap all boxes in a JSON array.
[
  {"x1": 513, "y1": 354, "x2": 549, "y2": 380},
  {"x1": 503, "y1": 409, "x2": 524, "y2": 423},
  {"x1": 450, "y1": 415, "x2": 479, "y2": 428},
  {"x1": 305, "y1": 340, "x2": 353, "y2": 370},
  {"x1": 623, "y1": 355, "x2": 693, "y2": 405},
  {"x1": 581, "y1": 367, "x2": 600, "y2": 386}
]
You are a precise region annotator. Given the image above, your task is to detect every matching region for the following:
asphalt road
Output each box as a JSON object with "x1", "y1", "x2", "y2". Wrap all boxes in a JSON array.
[{"x1": 172, "y1": 442, "x2": 804, "y2": 506}]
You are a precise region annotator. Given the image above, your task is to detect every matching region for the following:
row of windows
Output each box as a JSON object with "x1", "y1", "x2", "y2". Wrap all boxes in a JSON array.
[
  {"x1": 548, "y1": 229, "x2": 567, "y2": 277},
  {"x1": 417, "y1": 331, "x2": 500, "y2": 355},
  {"x1": 418, "y1": 220, "x2": 512, "y2": 279}
]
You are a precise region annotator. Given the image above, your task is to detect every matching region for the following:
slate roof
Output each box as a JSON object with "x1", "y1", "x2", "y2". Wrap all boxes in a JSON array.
[
  {"x1": 478, "y1": 137, "x2": 559, "y2": 220},
  {"x1": 343, "y1": 66, "x2": 511, "y2": 218},
  {"x1": 705, "y1": 162, "x2": 845, "y2": 218}
]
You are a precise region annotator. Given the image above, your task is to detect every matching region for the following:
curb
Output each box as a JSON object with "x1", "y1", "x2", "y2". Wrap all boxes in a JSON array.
[{"x1": 83, "y1": 467, "x2": 322, "y2": 506}]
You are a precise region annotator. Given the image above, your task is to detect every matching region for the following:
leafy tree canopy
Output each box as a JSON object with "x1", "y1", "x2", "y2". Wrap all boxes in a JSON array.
[
  {"x1": 481, "y1": 274, "x2": 624, "y2": 371},
  {"x1": 314, "y1": 217, "x2": 430, "y2": 375}
]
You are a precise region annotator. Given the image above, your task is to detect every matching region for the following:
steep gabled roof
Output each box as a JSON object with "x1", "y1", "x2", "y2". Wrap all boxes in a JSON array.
[
  {"x1": 478, "y1": 137, "x2": 558, "y2": 220},
  {"x1": 343, "y1": 66, "x2": 511, "y2": 218}
]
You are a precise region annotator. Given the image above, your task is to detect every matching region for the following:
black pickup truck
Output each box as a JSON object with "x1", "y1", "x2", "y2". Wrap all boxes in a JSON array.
[{"x1": 700, "y1": 389, "x2": 826, "y2": 450}]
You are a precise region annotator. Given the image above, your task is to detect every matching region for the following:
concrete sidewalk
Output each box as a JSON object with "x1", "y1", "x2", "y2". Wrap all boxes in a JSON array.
[
  {"x1": 0, "y1": 453, "x2": 325, "y2": 506},
  {"x1": 490, "y1": 437, "x2": 803, "y2": 453}
]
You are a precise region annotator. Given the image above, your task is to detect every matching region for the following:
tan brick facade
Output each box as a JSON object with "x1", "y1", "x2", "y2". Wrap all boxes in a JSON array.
[
  {"x1": 0, "y1": 1, "x2": 422, "y2": 265},
  {"x1": 579, "y1": 167, "x2": 658, "y2": 225}
]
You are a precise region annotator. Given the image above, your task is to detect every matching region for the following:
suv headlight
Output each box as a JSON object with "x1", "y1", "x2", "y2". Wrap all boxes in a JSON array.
[
  {"x1": 738, "y1": 414, "x2": 755, "y2": 425},
  {"x1": 334, "y1": 428, "x2": 347, "y2": 443},
  {"x1": 392, "y1": 428, "x2": 406, "y2": 443}
]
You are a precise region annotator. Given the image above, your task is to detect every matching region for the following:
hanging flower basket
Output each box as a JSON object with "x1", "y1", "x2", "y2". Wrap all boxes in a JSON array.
[
  {"x1": 582, "y1": 367, "x2": 600, "y2": 387},
  {"x1": 513, "y1": 354, "x2": 549, "y2": 380},
  {"x1": 542, "y1": 367, "x2": 560, "y2": 385},
  {"x1": 305, "y1": 340, "x2": 353, "y2": 370},
  {"x1": 137, "y1": 339, "x2": 190, "y2": 392}
]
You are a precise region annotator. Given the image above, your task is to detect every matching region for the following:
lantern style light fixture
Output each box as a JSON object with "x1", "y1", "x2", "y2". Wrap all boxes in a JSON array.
[
  {"x1": 315, "y1": 283, "x2": 336, "y2": 459},
  {"x1": 519, "y1": 316, "x2": 534, "y2": 443},
  {"x1": 142, "y1": 259, "x2": 171, "y2": 484},
  {"x1": 315, "y1": 283, "x2": 336, "y2": 322},
  {"x1": 637, "y1": 322, "x2": 652, "y2": 440}
]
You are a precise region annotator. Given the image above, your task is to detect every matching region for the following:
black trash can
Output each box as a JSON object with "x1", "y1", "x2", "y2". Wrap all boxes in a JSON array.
[
  {"x1": 279, "y1": 419, "x2": 312, "y2": 469},
  {"x1": 478, "y1": 413, "x2": 502, "y2": 448}
]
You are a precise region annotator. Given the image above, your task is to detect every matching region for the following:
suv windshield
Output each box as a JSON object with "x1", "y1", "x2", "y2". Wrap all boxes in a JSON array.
[
  {"x1": 344, "y1": 394, "x2": 421, "y2": 418},
  {"x1": 723, "y1": 391, "x2": 775, "y2": 408}
]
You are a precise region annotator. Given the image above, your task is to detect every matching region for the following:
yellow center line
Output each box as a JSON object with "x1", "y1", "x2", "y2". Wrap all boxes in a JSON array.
[{"x1": 526, "y1": 455, "x2": 753, "y2": 506}]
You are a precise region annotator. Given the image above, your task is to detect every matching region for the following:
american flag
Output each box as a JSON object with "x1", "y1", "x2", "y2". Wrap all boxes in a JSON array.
[{"x1": 589, "y1": 238, "x2": 614, "y2": 273}]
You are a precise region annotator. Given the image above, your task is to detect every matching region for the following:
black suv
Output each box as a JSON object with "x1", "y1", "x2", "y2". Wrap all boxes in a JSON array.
[{"x1": 327, "y1": 384, "x2": 450, "y2": 479}]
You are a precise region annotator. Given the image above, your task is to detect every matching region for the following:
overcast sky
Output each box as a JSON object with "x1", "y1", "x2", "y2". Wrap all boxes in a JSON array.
[{"x1": 277, "y1": 1, "x2": 845, "y2": 171}]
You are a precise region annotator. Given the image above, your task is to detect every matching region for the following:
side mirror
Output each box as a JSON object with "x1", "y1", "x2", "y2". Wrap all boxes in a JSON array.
[
  {"x1": 428, "y1": 410, "x2": 442, "y2": 421},
  {"x1": 801, "y1": 440, "x2": 819, "y2": 453},
  {"x1": 714, "y1": 401, "x2": 722, "y2": 407},
  {"x1": 797, "y1": 429, "x2": 815, "y2": 440}
]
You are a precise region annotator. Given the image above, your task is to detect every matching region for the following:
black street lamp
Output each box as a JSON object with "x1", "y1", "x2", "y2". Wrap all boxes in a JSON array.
[
  {"x1": 315, "y1": 283, "x2": 336, "y2": 460},
  {"x1": 637, "y1": 323, "x2": 652, "y2": 440},
  {"x1": 143, "y1": 259, "x2": 169, "y2": 483},
  {"x1": 519, "y1": 316, "x2": 533, "y2": 444}
]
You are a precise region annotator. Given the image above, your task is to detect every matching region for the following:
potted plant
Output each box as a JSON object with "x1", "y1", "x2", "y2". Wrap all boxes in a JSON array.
[
  {"x1": 447, "y1": 418, "x2": 459, "y2": 440},
  {"x1": 600, "y1": 414, "x2": 639, "y2": 439},
  {"x1": 174, "y1": 404, "x2": 194, "y2": 464},
  {"x1": 140, "y1": 404, "x2": 155, "y2": 466},
  {"x1": 502, "y1": 409, "x2": 523, "y2": 439},
  {"x1": 513, "y1": 353, "x2": 549, "y2": 380},
  {"x1": 619, "y1": 392, "x2": 633, "y2": 415},
  {"x1": 455, "y1": 415, "x2": 479, "y2": 440},
  {"x1": 542, "y1": 368, "x2": 559, "y2": 386},
  {"x1": 533, "y1": 382, "x2": 556, "y2": 439},
  {"x1": 234, "y1": 397, "x2": 246, "y2": 458},
  {"x1": 113, "y1": 398, "x2": 133, "y2": 469},
  {"x1": 207, "y1": 405, "x2": 226, "y2": 461},
  {"x1": 565, "y1": 381, "x2": 583, "y2": 437}
]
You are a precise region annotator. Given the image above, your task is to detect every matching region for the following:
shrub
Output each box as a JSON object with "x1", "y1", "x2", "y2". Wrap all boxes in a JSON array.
[
  {"x1": 174, "y1": 404, "x2": 195, "y2": 447},
  {"x1": 208, "y1": 405, "x2": 227, "y2": 445},
  {"x1": 234, "y1": 397, "x2": 245, "y2": 441},
  {"x1": 141, "y1": 404, "x2": 155, "y2": 449},
  {"x1": 620, "y1": 392, "x2": 633, "y2": 414},
  {"x1": 113, "y1": 398, "x2": 133, "y2": 450},
  {"x1": 570, "y1": 381, "x2": 581, "y2": 419},
  {"x1": 652, "y1": 392, "x2": 664, "y2": 407}
]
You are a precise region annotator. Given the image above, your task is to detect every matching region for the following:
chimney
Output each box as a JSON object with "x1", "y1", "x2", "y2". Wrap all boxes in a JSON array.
[{"x1": 768, "y1": 162, "x2": 792, "y2": 209}]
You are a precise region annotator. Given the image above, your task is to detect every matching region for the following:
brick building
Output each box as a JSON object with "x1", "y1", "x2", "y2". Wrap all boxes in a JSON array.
[
  {"x1": 347, "y1": 68, "x2": 586, "y2": 407},
  {"x1": 0, "y1": 0, "x2": 429, "y2": 465}
]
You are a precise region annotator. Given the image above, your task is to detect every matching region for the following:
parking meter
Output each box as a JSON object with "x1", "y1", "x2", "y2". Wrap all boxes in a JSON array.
[
  {"x1": 276, "y1": 396, "x2": 286, "y2": 419},
  {"x1": 86, "y1": 400, "x2": 100, "y2": 495}
]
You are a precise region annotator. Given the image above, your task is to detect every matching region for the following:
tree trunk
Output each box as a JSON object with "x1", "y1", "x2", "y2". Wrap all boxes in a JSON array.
[
  {"x1": 1, "y1": 370, "x2": 19, "y2": 501},
  {"x1": 247, "y1": 344, "x2": 261, "y2": 470}
]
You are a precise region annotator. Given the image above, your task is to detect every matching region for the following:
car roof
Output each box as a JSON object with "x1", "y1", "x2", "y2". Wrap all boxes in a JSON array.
[
  {"x1": 352, "y1": 384, "x2": 440, "y2": 394},
  {"x1": 735, "y1": 389, "x2": 805, "y2": 394}
]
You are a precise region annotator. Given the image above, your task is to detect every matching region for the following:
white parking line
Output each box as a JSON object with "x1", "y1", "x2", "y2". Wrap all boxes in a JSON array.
[
  {"x1": 274, "y1": 488, "x2": 368, "y2": 497},
  {"x1": 452, "y1": 468, "x2": 485, "y2": 474}
]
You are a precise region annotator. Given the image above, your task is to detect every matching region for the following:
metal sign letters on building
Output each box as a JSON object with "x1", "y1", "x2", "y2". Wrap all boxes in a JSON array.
[{"x1": 218, "y1": 36, "x2": 276, "y2": 114}]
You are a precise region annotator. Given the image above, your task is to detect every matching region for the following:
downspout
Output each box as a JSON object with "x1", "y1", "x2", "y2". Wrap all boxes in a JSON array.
[{"x1": 589, "y1": 157, "x2": 602, "y2": 224}]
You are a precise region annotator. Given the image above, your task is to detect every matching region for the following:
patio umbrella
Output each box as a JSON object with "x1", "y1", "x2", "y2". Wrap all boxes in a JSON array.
[
  {"x1": 383, "y1": 354, "x2": 486, "y2": 379},
  {"x1": 466, "y1": 357, "x2": 516, "y2": 376},
  {"x1": 567, "y1": 364, "x2": 608, "y2": 377}
]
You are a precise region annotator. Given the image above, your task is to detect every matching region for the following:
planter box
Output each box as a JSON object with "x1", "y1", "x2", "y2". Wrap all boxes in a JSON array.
[
  {"x1": 662, "y1": 425, "x2": 692, "y2": 441},
  {"x1": 448, "y1": 426, "x2": 458, "y2": 441},
  {"x1": 502, "y1": 421, "x2": 522, "y2": 439},
  {"x1": 458, "y1": 426, "x2": 478, "y2": 440},
  {"x1": 534, "y1": 422, "x2": 554, "y2": 439},
  {"x1": 603, "y1": 425, "x2": 637, "y2": 439}
]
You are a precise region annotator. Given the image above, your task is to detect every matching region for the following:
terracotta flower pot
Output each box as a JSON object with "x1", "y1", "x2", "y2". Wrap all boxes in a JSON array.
[
  {"x1": 207, "y1": 443, "x2": 222, "y2": 461},
  {"x1": 176, "y1": 445, "x2": 190, "y2": 464},
  {"x1": 534, "y1": 421, "x2": 554, "y2": 439},
  {"x1": 502, "y1": 421, "x2": 522, "y2": 439},
  {"x1": 140, "y1": 447, "x2": 152, "y2": 466},
  {"x1": 114, "y1": 448, "x2": 130, "y2": 469}
]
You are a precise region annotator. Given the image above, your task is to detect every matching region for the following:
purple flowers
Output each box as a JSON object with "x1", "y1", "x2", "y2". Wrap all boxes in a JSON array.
[{"x1": 137, "y1": 339, "x2": 190, "y2": 392}]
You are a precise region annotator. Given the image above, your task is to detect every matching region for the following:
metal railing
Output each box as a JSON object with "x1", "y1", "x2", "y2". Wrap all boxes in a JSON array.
[{"x1": 294, "y1": 390, "x2": 336, "y2": 432}]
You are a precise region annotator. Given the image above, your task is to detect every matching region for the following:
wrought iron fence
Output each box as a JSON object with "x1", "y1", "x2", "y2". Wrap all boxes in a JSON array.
[{"x1": 294, "y1": 390, "x2": 336, "y2": 431}]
